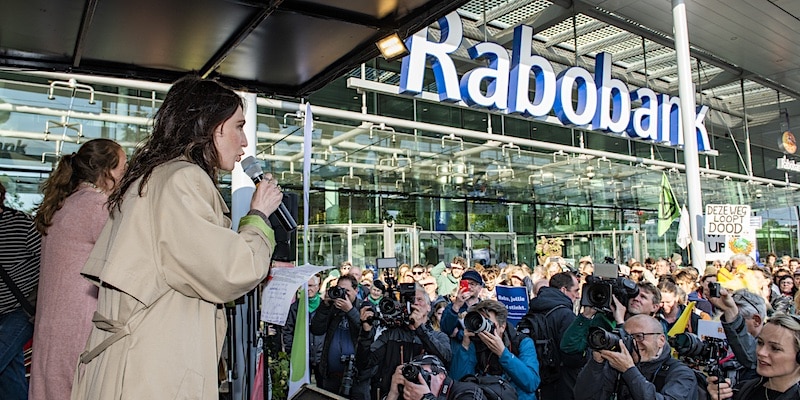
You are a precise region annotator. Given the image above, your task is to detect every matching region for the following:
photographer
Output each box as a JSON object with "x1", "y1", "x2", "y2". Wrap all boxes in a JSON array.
[
  {"x1": 575, "y1": 315, "x2": 697, "y2": 400},
  {"x1": 356, "y1": 283, "x2": 451, "y2": 400},
  {"x1": 708, "y1": 287, "x2": 766, "y2": 382},
  {"x1": 310, "y1": 274, "x2": 362, "y2": 397},
  {"x1": 384, "y1": 355, "x2": 452, "y2": 400},
  {"x1": 707, "y1": 313, "x2": 800, "y2": 400},
  {"x1": 440, "y1": 270, "x2": 484, "y2": 340},
  {"x1": 450, "y1": 300, "x2": 540, "y2": 400}
]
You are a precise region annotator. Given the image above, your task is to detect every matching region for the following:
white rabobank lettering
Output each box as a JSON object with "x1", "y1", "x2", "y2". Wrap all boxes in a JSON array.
[
  {"x1": 398, "y1": 12, "x2": 712, "y2": 152},
  {"x1": 660, "y1": 94, "x2": 681, "y2": 144},
  {"x1": 555, "y1": 67, "x2": 597, "y2": 126},
  {"x1": 399, "y1": 12, "x2": 461, "y2": 102},
  {"x1": 627, "y1": 87, "x2": 659, "y2": 140},
  {"x1": 508, "y1": 25, "x2": 556, "y2": 118},
  {"x1": 460, "y1": 41, "x2": 510, "y2": 109},
  {"x1": 592, "y1": 53, "x2": 631, "y2": 132}
]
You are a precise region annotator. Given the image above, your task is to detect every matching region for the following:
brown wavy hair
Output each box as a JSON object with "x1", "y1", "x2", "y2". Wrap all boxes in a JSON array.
[
  {"x1": 108, "y1": 75, "x2": 242, "y2": 212},
  {"x1": 34, "y1": 138, "x2": 123, "y2": 234}
]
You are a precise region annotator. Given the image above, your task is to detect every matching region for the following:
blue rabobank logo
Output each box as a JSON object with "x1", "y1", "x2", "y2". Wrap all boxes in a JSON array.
[{"x1": 399, "y1": 12, "x2": 712, "y2": 152}]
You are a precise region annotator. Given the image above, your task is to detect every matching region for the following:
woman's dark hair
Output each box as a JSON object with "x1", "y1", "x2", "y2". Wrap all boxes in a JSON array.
[
  {"x1": 34, "y1": 138, "x2": 123, "y2": 234},
  {"x1": 108, "y1": 75, "x2": 242, "y2": 212}
]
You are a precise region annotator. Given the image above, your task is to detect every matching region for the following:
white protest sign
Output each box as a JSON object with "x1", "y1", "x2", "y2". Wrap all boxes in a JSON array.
[
  {"x1": 697, "y1": 319, "x2": 725, "y2": 340},
  {"x1": 260, "y1": 264, "x2": 333, "y2": 326},
  {"x1": 704, "y1": 204, "x2": 750, "y2": 235},
  {"x1": 705, "y1": 234, "x2": 727, "y2": 262}
]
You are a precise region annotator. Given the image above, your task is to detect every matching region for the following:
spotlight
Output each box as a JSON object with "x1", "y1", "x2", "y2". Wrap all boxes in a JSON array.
[{"x1": 376, "y1": 33, "x2": 409, "y2": 61}]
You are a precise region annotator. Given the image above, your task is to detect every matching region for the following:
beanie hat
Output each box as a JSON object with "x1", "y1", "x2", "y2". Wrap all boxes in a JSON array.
[
  {"x1": 372, "y1": 279, "x2": 386, "y2": 293},
  {"x1": 462, "y1": 270, "x2": 484, "y2": 287}
]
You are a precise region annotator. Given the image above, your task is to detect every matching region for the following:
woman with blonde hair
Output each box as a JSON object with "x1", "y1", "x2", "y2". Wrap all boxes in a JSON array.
[
  {"x1": 708, "y1": 313, "x2": 800, "y2": 399},
  {"x1": 29, "y1": 138, "x2": 126, "y2": 400}
]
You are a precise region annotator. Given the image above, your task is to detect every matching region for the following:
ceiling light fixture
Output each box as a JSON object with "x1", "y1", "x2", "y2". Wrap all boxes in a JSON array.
[{"x1": 376, "y1": 33, "x2": 409, "y2": 61}]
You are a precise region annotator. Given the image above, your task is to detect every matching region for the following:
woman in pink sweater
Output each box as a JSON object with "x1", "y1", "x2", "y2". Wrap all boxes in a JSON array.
[{"x1": 29, "y1": 139, "x2": 126, "y2": 400}]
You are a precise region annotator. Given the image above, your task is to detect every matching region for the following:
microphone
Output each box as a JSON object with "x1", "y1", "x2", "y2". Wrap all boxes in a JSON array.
[{"x1": 240, "y1": 156, "x2": 297, "y2": 232}]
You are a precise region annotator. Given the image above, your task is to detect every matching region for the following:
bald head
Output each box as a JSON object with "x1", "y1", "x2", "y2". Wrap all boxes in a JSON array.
[{"x1": 626, "y1": 314, "x2": 663, "y2": 334}]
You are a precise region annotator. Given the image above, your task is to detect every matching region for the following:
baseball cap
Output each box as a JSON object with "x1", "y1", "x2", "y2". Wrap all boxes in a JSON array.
[{"x1": 461, "y1": 270, "x2": 484, "y2": 287}]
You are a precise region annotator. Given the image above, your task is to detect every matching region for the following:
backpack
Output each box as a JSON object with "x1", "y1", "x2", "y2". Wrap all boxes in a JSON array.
[
  {"x1": 449, "y1": 374, "x2": 518, "y2": 400},
  {"x1": 653, "y1": 357, "x2": 709, "y2": 400},
  {"x1": 515, "y1": 304, "x2": 567, "y2": 385}
]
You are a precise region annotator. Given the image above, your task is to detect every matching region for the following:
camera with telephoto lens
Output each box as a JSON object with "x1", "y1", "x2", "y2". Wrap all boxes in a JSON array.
[
  {"x1": 670, "y1": 332, "x2": 739, "y2": 387},
  {"x1": 327, "y1": 285, "x2": 347, "y2": 300},
  {"x1": 580, "y1": 275, "x2": 639, "y2": 313},
  {"x1": 463, "y1": 311, "x2": 495, "y2": 334},
  {"x1": 374, "y1": 278, "x2": 417, "y2": 327},
  {"x1": 587, "y1": 326, "x2": 635, "y2": 353}
]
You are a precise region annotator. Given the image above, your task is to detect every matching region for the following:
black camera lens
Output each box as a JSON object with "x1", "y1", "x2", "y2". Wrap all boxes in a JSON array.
[
  {"x1": 401, "y1": 363, "x2": 421, "y2": 383},
  {"x1": 327, "y1": 286, "x2": 346, "y2": 300},
  {"x1": 587, "y1": 327, "x2": 624, "y2": 352},
  {"x1": 586, "y1": 284, "x2": 611, "y2": 307},
  {"x1": 669, "y1": 332, "x2": 706, "y2": 358},
  {"x1": 464, "y1": 311, "x2": 494, "y2": 333}
]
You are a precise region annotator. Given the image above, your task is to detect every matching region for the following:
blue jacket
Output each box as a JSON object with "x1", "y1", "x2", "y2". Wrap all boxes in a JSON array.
[{"x1": 450, "y1": 336, "x2": 541, "y2": 400}]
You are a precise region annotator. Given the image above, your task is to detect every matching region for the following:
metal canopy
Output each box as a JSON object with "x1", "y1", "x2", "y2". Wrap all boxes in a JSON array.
[{"x1": 0, "y1": 0, "x2": 468, "y2": 97}]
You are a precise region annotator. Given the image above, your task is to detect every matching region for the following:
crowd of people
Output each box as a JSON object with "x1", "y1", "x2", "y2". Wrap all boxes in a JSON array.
[
  {"x1": 277, "y1": 254, "x2": 800, "y2": 400},
  {"x1": 0, "y1": 77, "x2": 799, "y2": 400}
]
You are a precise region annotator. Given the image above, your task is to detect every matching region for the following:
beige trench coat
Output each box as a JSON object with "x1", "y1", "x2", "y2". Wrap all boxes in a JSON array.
[{"x1": 71, "y1": 160, "x2": 275, "y2": 400}]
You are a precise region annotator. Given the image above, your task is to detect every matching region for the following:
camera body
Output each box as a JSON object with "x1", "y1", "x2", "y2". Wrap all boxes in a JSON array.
[
  {"x1": 398, "y1": 361, "x2": 433, "y2": 398},
  {"x1": 580, "y1": 275, "x2": 639, "y2": 312},
  {"x1": 669, "y1": 332, "x2": 739, "y2": 387},
  {"x1": 587, "y1": 326, "x2": 635, "y2": 353},
  {"x1": 327, "y1": 285, "x2": 348, "y2": 300},
  {"x1": 463, "y1": 311, "x2": 495, "y2": 334},
  {"x1": 374, "y1": 281, "x2": 417, "y2": 327},
  {"x1": 708, "y1": 282, "x2": 721, "y2": 298}
]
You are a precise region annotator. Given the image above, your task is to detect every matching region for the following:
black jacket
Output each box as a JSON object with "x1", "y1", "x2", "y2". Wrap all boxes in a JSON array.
[
  {"x1": 734, "y1": 377, "x2": 800, "y2": 400},
  {"x1": 310, "y1": 299, "x2": 362, "y2": 377},
  {"x1": 575, "y1": 342, "x2": 698, "y2": 400},
  {"x1": 526, "y1": 286, "x2": 584, "y2": 399},
  {"x1": 356, "y1": 321, "x2": 452, "y2": 399}
]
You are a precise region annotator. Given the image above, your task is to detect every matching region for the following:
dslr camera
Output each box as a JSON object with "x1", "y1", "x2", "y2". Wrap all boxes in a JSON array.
[
  {"x1": 463, "y1": 311, "x2": 495, "y2": 334},
  {"x1": 587, "y1": 326, "x2": 635, "y2": 353},
  {"x1": 327, "y1": 285, "x2": 348, "y2": 300},
  {"x1": 670, "y1": 332, "x2": 739, "y2": 386},
  {"x1": 397, "y1": 361, "x2": 435, "y2": 398},
  {"x1": 374, "y1": 279, "x2": 417, "y2": 327},
  {"x1": 580, "y1": 263, "x2": 639, "y2": 312}
]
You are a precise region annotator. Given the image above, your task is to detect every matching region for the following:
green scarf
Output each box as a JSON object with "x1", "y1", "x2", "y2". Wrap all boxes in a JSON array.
[{"x1": 308, "y1": 293, "x2": 321, "y2": 314}]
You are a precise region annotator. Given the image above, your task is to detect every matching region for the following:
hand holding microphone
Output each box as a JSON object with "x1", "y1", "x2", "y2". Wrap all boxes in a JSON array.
[{"x1": 241, "y1": 156, "x2": 297, "y2": 232}]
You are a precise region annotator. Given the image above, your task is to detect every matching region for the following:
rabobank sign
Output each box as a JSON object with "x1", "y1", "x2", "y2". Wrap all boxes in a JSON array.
[{"x1": 399, "y1": 12, "x2": 712, "y2": 152}]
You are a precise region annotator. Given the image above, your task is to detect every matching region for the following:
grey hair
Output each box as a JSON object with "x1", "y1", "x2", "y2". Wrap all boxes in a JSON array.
[
  {"x1": 415, "y1": 283, "x2": 430, "y2": 303},
  {"x1": 733, "y1": 289, "x2": 766, "y2": 320}
]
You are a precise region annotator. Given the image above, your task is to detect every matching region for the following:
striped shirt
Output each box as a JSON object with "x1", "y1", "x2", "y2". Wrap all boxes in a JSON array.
[{"x1": 0, "y1": 206, "x2": 41, "y2": 315}]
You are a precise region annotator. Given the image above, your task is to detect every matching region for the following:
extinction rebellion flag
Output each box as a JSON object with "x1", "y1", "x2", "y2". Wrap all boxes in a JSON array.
[{"x1": 658, "y1": 173, "x2": 680, "y2": 237}]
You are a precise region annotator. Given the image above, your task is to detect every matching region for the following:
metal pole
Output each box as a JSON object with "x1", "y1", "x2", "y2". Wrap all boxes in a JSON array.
[
  {"x1": 740, "y1": 79, "x2": 753, "y2": 176},
  {"x1": 672, "y1": 0, "x2": 706, "y2": 272}
]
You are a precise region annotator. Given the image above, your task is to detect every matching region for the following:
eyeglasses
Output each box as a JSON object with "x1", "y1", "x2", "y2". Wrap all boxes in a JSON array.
[
  {"x1": 451, "y1": 266, "x2": 464, "y2": 270},
  {"x1": 629, "y1": 332, "x2": 662, "y2": 342},
  {"x1": 412, "y1": 271, "x2": 425, "y2": 275}
]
